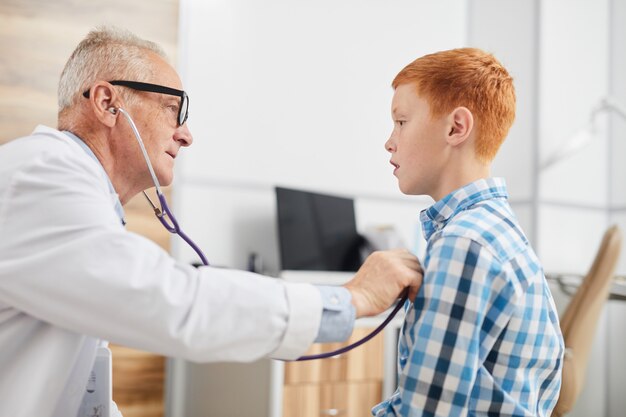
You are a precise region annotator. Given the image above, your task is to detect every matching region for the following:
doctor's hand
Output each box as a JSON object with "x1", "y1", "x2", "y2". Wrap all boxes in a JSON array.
[{"x1": 343, "y1": 249, "x2": 423, "y2": 318}]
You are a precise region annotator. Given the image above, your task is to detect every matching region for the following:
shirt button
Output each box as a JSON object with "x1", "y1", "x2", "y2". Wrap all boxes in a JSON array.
[{"x1": 330, "y1": 296, "x2": 339, "y2": 305}]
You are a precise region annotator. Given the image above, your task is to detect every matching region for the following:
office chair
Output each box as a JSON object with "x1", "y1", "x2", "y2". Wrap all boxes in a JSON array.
[{"x1": 552, "y1": 225, "x2": 623, "y2": 417}]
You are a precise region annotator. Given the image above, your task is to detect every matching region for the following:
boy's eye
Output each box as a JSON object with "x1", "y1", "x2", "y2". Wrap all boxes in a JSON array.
[{"x1": 397, "y1": 120, "x2": 405, "y2": 127}]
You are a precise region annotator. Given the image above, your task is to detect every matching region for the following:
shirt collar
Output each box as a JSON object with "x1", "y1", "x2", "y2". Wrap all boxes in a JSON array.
[
  {"x1": 420, "y1": 177, "x2": 508, "y2": 241},
  {"x1": 63, "y1": 131, "x2": 126, "y2": 226}
]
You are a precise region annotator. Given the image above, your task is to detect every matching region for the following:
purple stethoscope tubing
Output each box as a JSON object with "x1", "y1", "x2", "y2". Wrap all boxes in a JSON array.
[
  {"x1": 295, "y1": 290, "x2": 408, "y2": 361},
  {"x1": 116, "y1": 107, "x2": 209, "y2": 266},
  {"x1": 118, "y1": 106, "x2": 406, "y2": 361},
  {"x1": 154, "y1": 192, "x2": 209, "y2": 266}
]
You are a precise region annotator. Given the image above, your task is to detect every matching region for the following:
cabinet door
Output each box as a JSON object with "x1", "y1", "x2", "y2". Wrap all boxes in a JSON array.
[
  {"x1": 284, "y1": 327, "x2": 384, "y2": 384},
  {"x1": 283, "y1": 385, "x2": 320, "y2": 417},
  {"x1": 344, "y1": 382, "x2": 383, "y2": 417},
  {"x1": 345, "y1": 328, "x2": 384, "y2": 381},
  {"x1": 283, "y1": 381, "x2": 382, "y2": 417}
]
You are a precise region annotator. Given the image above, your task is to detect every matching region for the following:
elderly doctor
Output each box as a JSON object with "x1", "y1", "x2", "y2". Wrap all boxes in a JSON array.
[{"x1": 0, "y1": 27, "x2": 422, "y2": 417}]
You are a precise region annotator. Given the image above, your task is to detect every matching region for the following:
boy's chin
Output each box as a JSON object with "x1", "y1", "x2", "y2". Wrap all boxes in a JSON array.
[
  {"x1": 398, "y1": 183, "x2": 418, "y2": 195},
  {"x1": 399, "y1": 183, "x2": 430, "y2": 198}
]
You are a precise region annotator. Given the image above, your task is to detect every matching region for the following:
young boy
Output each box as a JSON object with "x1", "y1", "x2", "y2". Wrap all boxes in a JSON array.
[{"x1": 373, "y1": 48, "x2": 564, "y2": 417}]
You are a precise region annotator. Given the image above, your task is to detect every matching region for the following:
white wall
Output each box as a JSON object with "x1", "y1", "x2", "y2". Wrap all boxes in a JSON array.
[
  {"x1": 466, "y1": 0, "x2": 540, "y2": 246},
  {"x1": 169, "y1": 2, "x2": 466, "y2": 415},
  {"x1": 610, "y1": 0, "x2": 626, "y2": 275},
  {"x1": 167, "y1": 1, "x2": 626, "y2": 416},
  {"x1": 179, "y1": 0, "x2": 466, "y2": 199},
  {"x1": 173, "y1": 0, "x2": 467, "y2": 272}
]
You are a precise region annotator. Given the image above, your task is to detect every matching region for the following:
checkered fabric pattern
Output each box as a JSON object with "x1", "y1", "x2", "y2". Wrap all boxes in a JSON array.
[{"x1": 372, "y1": 178, "x2": 564, "y2": 417}]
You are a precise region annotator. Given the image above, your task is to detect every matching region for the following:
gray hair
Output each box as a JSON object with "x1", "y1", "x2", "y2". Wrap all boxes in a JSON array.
[{"x1": 58, "y1": 26, "x2": 166, "y2": 111}]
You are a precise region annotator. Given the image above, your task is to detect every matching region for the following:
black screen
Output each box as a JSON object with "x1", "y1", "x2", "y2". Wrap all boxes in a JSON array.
[{"x1": 275, "y1": 187, "x2": 363, "y2": 271}]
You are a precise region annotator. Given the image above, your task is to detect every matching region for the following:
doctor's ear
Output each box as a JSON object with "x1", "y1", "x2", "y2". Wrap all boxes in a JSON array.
[
  {"x1": 84, "y1": 82, "x2": 122, "y2": 127},
  {"x1": 446, "y1": 106, "x2": 474, "y2": 147}
]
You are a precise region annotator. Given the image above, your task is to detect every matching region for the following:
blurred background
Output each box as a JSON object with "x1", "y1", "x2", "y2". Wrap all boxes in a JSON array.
[{"x1": 1, "y1": 0, "x2": 625, "y2": 416}]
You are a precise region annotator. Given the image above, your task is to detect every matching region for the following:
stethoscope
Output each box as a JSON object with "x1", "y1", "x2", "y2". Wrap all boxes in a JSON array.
[
  {"x1": 110, "y1": 106, "x2": 209, "y2": 266},
  {"x1": 112, "y1": 106, "x2": 408, "y2": 361}
]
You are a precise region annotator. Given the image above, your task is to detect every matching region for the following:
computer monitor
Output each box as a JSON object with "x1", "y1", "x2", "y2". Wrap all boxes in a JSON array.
[{"x1": 275, "y1": 187, "x2": 363, "y2": 271}]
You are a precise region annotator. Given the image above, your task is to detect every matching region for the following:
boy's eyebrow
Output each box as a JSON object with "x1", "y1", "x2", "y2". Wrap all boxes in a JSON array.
[{"x1": 392, "y1": 107, "x2": 406, "y2": 117}]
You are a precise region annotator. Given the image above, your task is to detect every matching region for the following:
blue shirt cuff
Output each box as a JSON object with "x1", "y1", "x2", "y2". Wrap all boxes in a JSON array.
[{"x1": 314, "y1": 285, "x2": 356, "y2": 343}]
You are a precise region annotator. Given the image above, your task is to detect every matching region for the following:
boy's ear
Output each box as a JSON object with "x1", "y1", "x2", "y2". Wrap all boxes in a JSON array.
[{"x1": 446, "y1": 107, "x2": 474, "y2": 146}]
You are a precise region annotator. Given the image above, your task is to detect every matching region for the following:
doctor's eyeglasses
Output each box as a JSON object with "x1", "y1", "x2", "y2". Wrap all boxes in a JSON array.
[{"x1": 82, "y1": 80, "x2": 189, "y2": 126}]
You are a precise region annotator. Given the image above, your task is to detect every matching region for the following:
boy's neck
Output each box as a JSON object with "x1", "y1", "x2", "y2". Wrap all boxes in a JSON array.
[{"x1": 431, "y1": 163, "x2": 491, "y2": 202}]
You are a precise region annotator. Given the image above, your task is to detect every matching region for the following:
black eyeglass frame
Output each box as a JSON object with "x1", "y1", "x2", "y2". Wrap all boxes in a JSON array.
[{"x1": 82, "y1": 80, "x2": 189, "y2": 126}]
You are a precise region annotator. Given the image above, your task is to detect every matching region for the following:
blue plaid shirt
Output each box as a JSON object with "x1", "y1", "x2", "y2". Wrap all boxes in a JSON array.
[{"x1": 373, "y1": 178, "x2": 564, "y2": 417}]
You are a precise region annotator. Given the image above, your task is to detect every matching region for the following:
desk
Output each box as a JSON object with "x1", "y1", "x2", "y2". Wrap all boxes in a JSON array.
[{"x1": 546, "y1": 273, "x2": 626, "y2": 301}]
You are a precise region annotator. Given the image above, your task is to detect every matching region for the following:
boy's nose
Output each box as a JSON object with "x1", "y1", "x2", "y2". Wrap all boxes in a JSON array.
[{"x1": 385, "y1": 136, "x2": 396, "y2": 152}]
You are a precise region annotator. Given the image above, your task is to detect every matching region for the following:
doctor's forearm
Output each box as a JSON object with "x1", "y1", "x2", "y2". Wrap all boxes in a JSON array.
[{"x1": 314, "y1": 286, "x2": 355, "y2": 343}]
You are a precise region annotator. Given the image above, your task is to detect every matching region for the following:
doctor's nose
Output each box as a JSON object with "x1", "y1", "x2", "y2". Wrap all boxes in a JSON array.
[{"x1": 176, "y1": 123, "x2": 193, "y2": 148}]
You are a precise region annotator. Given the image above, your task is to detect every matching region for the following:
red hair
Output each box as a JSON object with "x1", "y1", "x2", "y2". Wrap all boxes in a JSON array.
[{"x1": 392, "y1": 48, "x2": 516, "y2": 162}]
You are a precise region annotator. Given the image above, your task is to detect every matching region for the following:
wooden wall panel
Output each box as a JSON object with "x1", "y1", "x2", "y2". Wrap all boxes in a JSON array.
[
  {"x1": 0, "y1": 2, "x2": 179, "y2": 416},
  {"x1": 0, "y1": 0, "x2": 178, "y2": 144}
]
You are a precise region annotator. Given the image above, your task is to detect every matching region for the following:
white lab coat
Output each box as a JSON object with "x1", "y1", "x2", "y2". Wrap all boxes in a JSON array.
[{"x1": 0, "y1": 126, "x2": 323, "y2": 417}]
